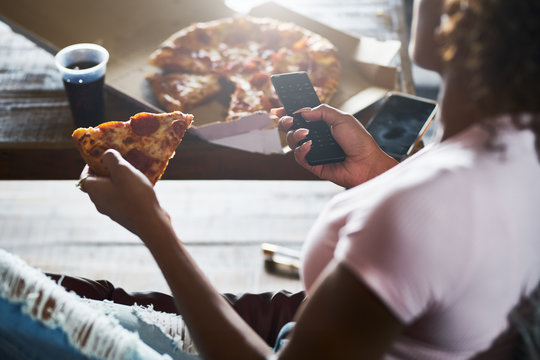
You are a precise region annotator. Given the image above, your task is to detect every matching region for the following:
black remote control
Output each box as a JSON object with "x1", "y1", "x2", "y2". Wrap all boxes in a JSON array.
[{"x1": 271, "y1": 72, "x2": 345, "y2": 166}]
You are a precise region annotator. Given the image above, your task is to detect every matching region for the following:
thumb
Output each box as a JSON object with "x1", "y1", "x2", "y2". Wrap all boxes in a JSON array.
[
  {"x1": 101, "y1": 149, "x2": 128, "y2": 179},
  {"x1": 101, "y1": 148, "x2": 152, "y2": 186},
  {"x1": 296, "y1": 104, "x2": 352, "y2": 127}
]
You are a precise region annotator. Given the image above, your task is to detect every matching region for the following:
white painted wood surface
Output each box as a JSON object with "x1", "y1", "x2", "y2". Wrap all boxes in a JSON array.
[{"x1": 0, "y1": 180, "x2": 342, "y2": 294}]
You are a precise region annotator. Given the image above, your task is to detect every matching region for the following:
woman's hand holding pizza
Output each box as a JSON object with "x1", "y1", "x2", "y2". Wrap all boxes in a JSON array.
[
  {"x1": 276, "y1": 104, "x2": 398, "y2": 188},
  {"x1": 78, "y1": 149, "x2": 170, "y2": 240}
]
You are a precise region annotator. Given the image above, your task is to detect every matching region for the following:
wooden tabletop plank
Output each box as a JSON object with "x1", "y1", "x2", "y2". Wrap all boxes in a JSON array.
[{"x1": 0, "y1": 180, "x2": 342, "y2": 293}]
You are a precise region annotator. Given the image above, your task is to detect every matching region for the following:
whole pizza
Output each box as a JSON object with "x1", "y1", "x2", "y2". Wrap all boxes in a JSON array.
[{"x1": 147, "y1": 16, "x2": 341, "y2": 122}]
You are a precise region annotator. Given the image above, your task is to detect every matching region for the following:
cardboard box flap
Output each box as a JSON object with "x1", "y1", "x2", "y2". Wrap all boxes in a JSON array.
[
  {"x1": 191, "y1": 113, "x2": 282, "y2": 154},
  {"x1": 191, "y1": 113, "x2": 275, "y2": 141}
]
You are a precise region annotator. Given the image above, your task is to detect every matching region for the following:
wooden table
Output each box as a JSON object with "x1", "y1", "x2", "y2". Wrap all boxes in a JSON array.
[
  {"x1": 0, "y1": 0, "x2": 413, "y2": 180},
  {"x1": 0, "y1": 180, "x2": 346, "y2": 294}
]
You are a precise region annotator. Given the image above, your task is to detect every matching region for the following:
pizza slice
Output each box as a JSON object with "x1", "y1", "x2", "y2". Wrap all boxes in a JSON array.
[
  {"x1": 72, "y1": 111, "x2": 193, "y2": 185},
  {"x1": 147, "y1": 72, "x2": 222, "y2": 112},
  {"x1": 226, "y1": 73, "x2": 281, "y2": 122}
]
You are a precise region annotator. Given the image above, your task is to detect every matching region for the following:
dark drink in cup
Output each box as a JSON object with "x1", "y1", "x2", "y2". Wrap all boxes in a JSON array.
[
  {"x1": 63, "y1": 61, "x2": 105, "y2": 127},
  {"x1": 55, "y1": 44, "x2": 109, "y2": 128}
]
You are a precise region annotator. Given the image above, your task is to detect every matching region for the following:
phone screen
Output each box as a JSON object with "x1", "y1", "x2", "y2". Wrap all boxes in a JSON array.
[{"x1": 366, "y1": 94, "x2": 437, "y2": 160}]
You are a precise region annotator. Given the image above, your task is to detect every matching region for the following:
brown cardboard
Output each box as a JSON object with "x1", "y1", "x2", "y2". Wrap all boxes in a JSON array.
[{"x1": 0, "y1": 0, "x2": 399, "y2": 154}]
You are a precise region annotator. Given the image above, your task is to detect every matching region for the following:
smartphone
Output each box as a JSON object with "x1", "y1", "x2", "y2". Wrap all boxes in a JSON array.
[
  {"x1": 271, "y1": 72, "x2": 345, "y2": 166},
  {"x1": 365, "y1": 93, "x2": 438, "y2": 161}
]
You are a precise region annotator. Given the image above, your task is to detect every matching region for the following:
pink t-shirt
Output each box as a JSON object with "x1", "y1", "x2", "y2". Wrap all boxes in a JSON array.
[{"x1": 301, "y1": 114, "x2": 540, "y2": 359}]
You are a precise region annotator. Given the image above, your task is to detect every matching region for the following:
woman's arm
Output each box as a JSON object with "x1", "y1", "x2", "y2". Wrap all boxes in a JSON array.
[
  {"x1": 81, "y1": 151, "x2": 273, "y2": 359},
  {"x1": 141, "y1": 214, "x2": 274, "y2": 359},
  {"x1": 276, "y1": 105, "x2": 398, "y2": 189},
  {"x1": 150, "y1": 224, "x2": 403, "y2": 360},
  {"x1": 280, "y1": 261, "x2": 403, "y2": 359},
  {"x1": 80, "y1": 150, "x2": 403, "y2": 359}
]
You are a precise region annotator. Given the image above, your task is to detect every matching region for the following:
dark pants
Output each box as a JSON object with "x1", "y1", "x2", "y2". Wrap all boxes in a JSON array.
[{"x1": 46, "y1": 273, "x2": 304, "y2": 348}]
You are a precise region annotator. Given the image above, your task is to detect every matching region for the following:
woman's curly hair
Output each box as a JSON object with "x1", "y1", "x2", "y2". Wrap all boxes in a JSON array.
[{"x1": 438, "y1": 0, "x2": 540, "y2": 154}]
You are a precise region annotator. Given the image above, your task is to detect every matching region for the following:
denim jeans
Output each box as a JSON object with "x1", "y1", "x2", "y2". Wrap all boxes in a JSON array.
[
  {"x1": 84, "y1": 299, "x2": 200, "y2": 360},
  {"x1": 0, "y1": 296, "x2": 291, "y2": 360},
  {"x1": 0, "y1": 297, "x2": 90, "y2": 359},
  {"x1": 88, "y1": 300, "x2": 292, "y2": 358},
  {"x1": 0, "y1": 248, "x2": 178, "y2": 360},
  {"x1": 273, "y1": 321, "x2": 295, "y2": 353}
]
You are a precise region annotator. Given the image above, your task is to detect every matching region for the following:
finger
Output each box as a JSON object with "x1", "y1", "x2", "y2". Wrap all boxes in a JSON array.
[
  {"x1": 296, "y1": 104, "x2": 352, "y2": 127},
  {"x1": 102, "y1": 149, "x2": 154, "y2": 189},
  {"x1": 292, "y1": 107, "x2": 313, "y2": 114},
  {"x1": 82, "y1": 174, "x2": 114, "y2": 196},
  {"x1": 101, "y1": 149, "x2": 134, "y2": 182},
  {"x1": 293, "y1": 140, "x2": 312, "y2": 167},
  {"x1": 101, "y1": 149, "x2": 124, "y2": 170},
  {"x1": 76, "y1": 165, "x2": 91, "y2": 192},
  {"x1": 278, "y1": 116, "x2": 293, "y2": 132},
  {"x1": 286, "y1": 128, "x2": 309, "y2": 149},
  {"x1": 271, "y1": 107, "x2": 286, "y2": 117}
]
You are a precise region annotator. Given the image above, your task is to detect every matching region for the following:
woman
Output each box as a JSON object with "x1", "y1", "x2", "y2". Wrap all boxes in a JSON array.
[{"x1": 79, "y1": 0, "x2": 540, "y2": 358}]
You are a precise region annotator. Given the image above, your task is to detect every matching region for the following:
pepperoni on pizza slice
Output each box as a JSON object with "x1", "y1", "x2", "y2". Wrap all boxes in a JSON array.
[{"x1": 72, "y1": 111, "x2": 193, "y2": 185}]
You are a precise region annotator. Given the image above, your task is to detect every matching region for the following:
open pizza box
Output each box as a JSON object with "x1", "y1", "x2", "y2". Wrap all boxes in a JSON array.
[{"x1": 0, "y1": 0, "x2": 400, "y2": 155}]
